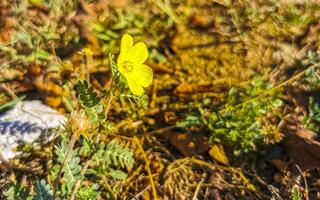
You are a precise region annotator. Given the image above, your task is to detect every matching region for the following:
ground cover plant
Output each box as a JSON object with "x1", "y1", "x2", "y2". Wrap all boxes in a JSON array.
[{"x1": 1, "y1": 0, "x2": 320, "y2": 199}]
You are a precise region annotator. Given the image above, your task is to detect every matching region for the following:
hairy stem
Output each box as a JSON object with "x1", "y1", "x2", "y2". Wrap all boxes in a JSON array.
[{"x1": 53, "y1": 133, "x2": 78, "y2": 198}]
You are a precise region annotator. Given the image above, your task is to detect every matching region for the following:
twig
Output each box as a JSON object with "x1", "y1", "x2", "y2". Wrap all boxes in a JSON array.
[
  {"x1": 192, "y1": 179, "x2": 204, "y2": 200},
  {"x1": 131, "y1": 185, "x2": 151, "y2": 200},
  {"x1": 221, "y1": 62, "x2": 320, "y2": 113},
  {"x1": 105, "y1": 95, "x2": 116, "y2": 118},
  {"x1": 99, "y1": 174, "x2": 117, "y2": 199},
  {"x1": 84, "y1": 48, "x2": 93, "y2": 84},
  {"x1": 133, "y1": 136, "x2": 158, "y2": 200},
  {"x1": 167, "y1": 158, "x2": 191, "y2": 174},
  {"x1": 244, "y1": 169, "x2": 282, "y2": 200},
  {"x1": 189, "y1": 157, "x2": 257, "y2": 192},
  {"x1": 138, "y1": 125, "x2": 177, "y2": 137},
  {"x1": 314, "y1": 71, "x2": 320, "y2": 80},
  {"x1": 295, "y1": 164, "x2": 309, "y2": 200},
  {"x1": 0, "y1": 152, "x2": 13, "y2": 174},
  {"x1": 0, "y1": 83, "x2": 17, "y2": 99}
]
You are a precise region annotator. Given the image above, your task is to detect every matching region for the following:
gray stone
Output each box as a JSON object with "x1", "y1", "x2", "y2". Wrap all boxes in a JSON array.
[{"x1": 0, "y1": 100, "x2": 66, "y2": 160}]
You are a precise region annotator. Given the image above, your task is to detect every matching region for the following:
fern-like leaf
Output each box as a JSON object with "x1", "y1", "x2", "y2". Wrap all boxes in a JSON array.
[
  {"x1": 94, "y1": 140, "x2": 135, "y2": 171},
  {"x1": 77, "y1": 80, "x2": 101, "y2": 108},
  {"x1": 119, "y1": 93, "x2": 149, "y2": 109},
  {"x1": 33, "y1": 179, "x2": 53, "y2": 200},
  {"x1": 76, "y1": 80, "x2": 106, "y2": 124},
  {"x1": 54, "y1": 141, "x2": 83, "y2": 196}
]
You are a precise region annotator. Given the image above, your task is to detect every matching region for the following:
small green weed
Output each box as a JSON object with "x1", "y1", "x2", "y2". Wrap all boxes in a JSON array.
[
  {"x1": 179, "y1": 76, "x2": 283, "y2": 155},
  {"x1": 303, "y1": 97, "x2": 320, "y2": 133}
]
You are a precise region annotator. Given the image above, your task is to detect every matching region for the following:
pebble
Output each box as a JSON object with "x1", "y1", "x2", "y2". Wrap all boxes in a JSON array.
[{"x1": 0, "y1": 100, "x2": 66, "y2": 160}]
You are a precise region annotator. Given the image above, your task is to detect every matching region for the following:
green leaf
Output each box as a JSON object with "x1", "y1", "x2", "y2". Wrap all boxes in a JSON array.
[
  {"x1": 107, "y1": 169, "x2": 128, "y2": 180},
  {"x1": 177, "y1": 115, "x2": 201, "y2": 127},
  {"x1": 77, "y1": 183, "x2": 100, "y2": 200},
  {"x1": 0, "y1": 96, "x2": 26, "y2": 113},
  {"x1": 3, "y1": 182, "x2": 31, "y2": 200},
  {"x1": 76, "y1": 80, "x2": 107, "y2": 126},
  {"x1": 119, "y1": 93, "x2": 149, "y2": 108},
  {"x1": 94, "y1": 140, "x2": 135, "y2": 172},
  {"x1": 54, "y1": 141, "x2": 83, "y2": 197},
  {"x1": 34, "y1": 49, "x2": 51, "y2": 60},
  {"x1": 205, "y1": 76, "x2": 283, "y2": 155},
  {"x1": 291, "y1": 186, "x2": 302, "y2": 200},
  {"x1": 315, "y1": 113, "x2": 320, "y2": 122},
  {"x1": 96, "y1": 33, "x2": 111, "y2": 41},
  {"x1": 33, "y1": 179, "x2": 53, "y2": 200}
]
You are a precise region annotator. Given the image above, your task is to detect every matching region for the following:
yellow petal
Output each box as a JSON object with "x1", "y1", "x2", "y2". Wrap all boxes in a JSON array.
[
  {"x1": 126, "y1": 42, "x2": 148, "y2": 64},
  {"x1": 130, "y1": 64, "x2": 153, "y2": 87},
  {"x1": 127, "y1": 78, "x2": 144, "y2": 95},
  {"x1": 117, "y1": 34, "x2": 133, "y2": 64}
]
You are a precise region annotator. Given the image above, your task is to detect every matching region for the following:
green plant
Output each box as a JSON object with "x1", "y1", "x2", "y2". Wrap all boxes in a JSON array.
[
  {"x1": 109, "y1": 53, "x2": 151, "y2": 109},
  {"x1": 304, "y1": 66, "x2": 320, "y2": 89},
  {"x1": 151, "y1": 0, "x2": 179, "y2": 23},
  {"x1": 77, "y1": 80, "x2": 107, "y2": 125},
  {"x1": 303, "y1": 97, "x2": 320, "y2": 132},
  {"x1": 33, "y1": 180, "x2": 53, "y2": 200},
  {"x1": 77, "y1": 184, "x2": 100, "y2": 200},
  {"x1": 88, "y1": 5, "x2": 173, "y2": 63},
  {"x1": 89, "y1": 140, "x2": 135, "y2": 180},
  {"x1": 119, "y1": 94, "x2": 149, "y2": 109},
  {"x1": 179, "y1": 76, "x2": 283, "y2": 155},
  {"x1": 3, "y1": 182, "x2": 31, "y2": 200},
  {"x1": 1, "y1": 30, "x2": 154, "y2": 199},
  {"x1": 53, "y1": 140, "x2": 83, "y2": 197},
  {"x1": 291, "y1": 186, "x2": 302, "y2": 200},
  {"x1": 0, "y1": 0, "x2": 79, "y2": 69},
  {"x1": 303, "y1": 51, "x2": 320, "y2": 89}
]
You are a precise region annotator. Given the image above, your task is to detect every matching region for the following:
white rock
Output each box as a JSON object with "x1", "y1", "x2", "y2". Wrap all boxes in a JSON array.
[{"x1": 0, "y1": 100, "x2": 66, "y2": 160}]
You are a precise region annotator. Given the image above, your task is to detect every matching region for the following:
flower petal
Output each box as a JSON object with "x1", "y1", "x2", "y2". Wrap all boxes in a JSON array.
[
  {"x1": 126, "y1": 42, "x2": 148, "y2": 64},
  {"x1": 127, "y1": 78, "x2": 144, "y2": 95},
  {"x1": 117, "y1": 34, "x2": 133, "y2": 64},
  {"x1": 130, "y1": 64, "x2": 153, "y2": 87}
]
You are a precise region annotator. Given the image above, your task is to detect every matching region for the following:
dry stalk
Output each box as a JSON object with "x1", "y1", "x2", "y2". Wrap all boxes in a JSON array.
[{"x1": 133, "y1": 136, "x2": 159, "y2": 200}]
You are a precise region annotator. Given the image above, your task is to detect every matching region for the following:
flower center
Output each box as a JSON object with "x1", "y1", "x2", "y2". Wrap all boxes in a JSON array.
[{"x1": 122, "y1": 61, "x2": 134, "y2": 73}]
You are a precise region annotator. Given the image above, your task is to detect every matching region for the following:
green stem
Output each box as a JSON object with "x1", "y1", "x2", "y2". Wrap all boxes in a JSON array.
[
  {"x1": 53, "y1": 133, "x2": 78, "y2": 198},
  {"x1": 70, "y1": 76, "x2": 115, "y2": 199}
]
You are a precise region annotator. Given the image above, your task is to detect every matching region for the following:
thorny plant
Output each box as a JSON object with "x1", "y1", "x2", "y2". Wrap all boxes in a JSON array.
[{"x1": 3, "y1": 33, "x2": 154, "y2": 200}]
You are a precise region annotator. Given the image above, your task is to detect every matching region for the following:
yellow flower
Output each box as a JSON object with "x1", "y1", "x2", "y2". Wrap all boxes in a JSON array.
[{"x1": 117, "y1": 34, "x2": 153, "y2": 96}]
